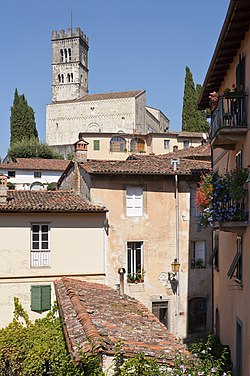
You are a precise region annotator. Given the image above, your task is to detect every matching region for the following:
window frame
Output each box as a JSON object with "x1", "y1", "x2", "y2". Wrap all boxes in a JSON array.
[
  {"x1": 110, "y1": 136, "x2": 126, "y2": 152},
  {"x1": 127, "y1": 241, "x2": 144, "y2": 283},
  {"x1": 30, "y1": 223, "x2": 50, "y2": 268},
  {"x1": 227, "y1": 235, "x2": 243, "y2": 284},
  {"x1": 164, "y1": 139, "x2": 170, "y2": 150},
  {"x1": 190, "y1": 240, "x2": 206, "y2": 269},
  {"x1": 183, "y1": 140, "x2": 190, "y2": 149},
  {"x1": 126, "y1": 186, "x2": 143, "y2": 217}
]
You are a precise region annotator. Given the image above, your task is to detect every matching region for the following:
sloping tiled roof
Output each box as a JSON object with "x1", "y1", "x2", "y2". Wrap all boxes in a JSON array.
[
  {"x1": 160, "y1": 144, "x2": 211, "y2": 161},
  {"x1": 0, "y1": 158, "x2": 70, "y2": 172},
  {"x1": 54, "y1": 90, "x2": 145, "y2": 104},
  {"x1": 54, "y1": 278, "x2": 188, "y2": 365},
  {"x1": 0, "y1": 190, "x2": 107, "y2": 213},
  {"x1": 79, "y1": 155, "x2": 210, "y2": 176}
]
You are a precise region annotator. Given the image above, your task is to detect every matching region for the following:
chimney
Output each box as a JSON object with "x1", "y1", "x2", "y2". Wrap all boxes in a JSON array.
[
  {"x1": 118, "y1": 268, "x2": 126, "y2": 297},
  {"x1": 0, "y1": 175, "x2": 8, "y2": 204},
  {"x1": 74, "y1": 138, "x2": 89, "y2": 162}
]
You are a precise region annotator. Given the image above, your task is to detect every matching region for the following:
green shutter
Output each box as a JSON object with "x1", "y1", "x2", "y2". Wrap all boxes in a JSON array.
[
  {"x1": 93, "y1": 140, "x2": 100, "y2": 150},
  {"x1": 31, "y1": 285, "x2": 42, "y2": 311},
  {"x1": 41, "y1": 285, "x2": 51, "y2": 311},
  {"x1": 31, "y1": 285, "x2": 51, "y2": 311}
]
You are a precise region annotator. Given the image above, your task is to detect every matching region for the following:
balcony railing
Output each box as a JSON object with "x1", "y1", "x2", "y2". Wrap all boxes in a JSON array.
[
  {"x1": 209, "y1": 93, "x2": 248, "y2": 144},
  {"x1": 31, "y1": 250, "x2": 50, "y2": 267}
]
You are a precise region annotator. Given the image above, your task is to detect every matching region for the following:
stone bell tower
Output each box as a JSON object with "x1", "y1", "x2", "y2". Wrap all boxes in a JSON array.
[{"x1": 51, "y1": 27, "x2": 89, "y2": 102}]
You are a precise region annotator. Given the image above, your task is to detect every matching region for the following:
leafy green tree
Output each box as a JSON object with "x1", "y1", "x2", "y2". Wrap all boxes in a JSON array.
[
  {"x1": 8, "y1": 138, "x2": 63, "y2": 160},
  {"x1": 10, "y1": 89, "x2": 38, "y2": 146},
  {"x1": 182, "y1": 67, "x2": 209, "y2": 132}
]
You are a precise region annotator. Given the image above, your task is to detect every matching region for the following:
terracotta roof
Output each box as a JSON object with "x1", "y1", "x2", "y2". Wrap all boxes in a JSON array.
[
  {"x1": 0, "y1": 190, "x2": 107, "y2": 213},
  {"x1": 0, "y1": 158, "x2": 70, "y2": 172},
  {"x1": 198, "y1": 0, "x2": 250, "y2": 109},
  {"x1": 159, "y1": 144, "x2": 211, "y2": 161},
  {"x1": 54, "y1": 278, "x2": 188, "y2": 365},
  {"x1": 79, "y1": 155, "x2": 210, "y2": 176},
  {"x1": 54, "y1": 90, "x2": 145, "y2": 104}
]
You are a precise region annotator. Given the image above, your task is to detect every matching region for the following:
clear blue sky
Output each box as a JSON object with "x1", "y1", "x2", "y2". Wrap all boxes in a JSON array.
[{"x1": 0, "y1": 0, "x2": 229, "y2": 158}]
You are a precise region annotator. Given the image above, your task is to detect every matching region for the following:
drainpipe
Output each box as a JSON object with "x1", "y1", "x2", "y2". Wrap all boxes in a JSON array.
[{"x1": 171, "y1": 159, "x2": 180, "y2": 336}]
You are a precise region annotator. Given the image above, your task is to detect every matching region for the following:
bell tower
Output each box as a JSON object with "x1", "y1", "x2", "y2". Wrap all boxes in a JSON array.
[{"x1": 51, "y1": 27, "x2": 89, "y2": 102}]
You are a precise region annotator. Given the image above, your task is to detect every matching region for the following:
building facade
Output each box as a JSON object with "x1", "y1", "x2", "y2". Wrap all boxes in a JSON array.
[
  {"x1": 0, "y1": 188, "x2": 107, "y2": 327},
  {"x1": 198, "y1": 1, "x2": 250, "y2": 374},
  {"x1": 59, "y1": 144, "x2": 212, "y2": 340}
]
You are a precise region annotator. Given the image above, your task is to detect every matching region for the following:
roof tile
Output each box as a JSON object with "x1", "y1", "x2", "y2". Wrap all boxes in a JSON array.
[
  {"x1": 0, "y1": 158, "x2": 70, "y2": 172},
  {"x1": 0, "y1": 190, "x2": 107, "y2": 213},
  {"x1": 54, "y1": 278, "x2": 189, "y2": 364}
]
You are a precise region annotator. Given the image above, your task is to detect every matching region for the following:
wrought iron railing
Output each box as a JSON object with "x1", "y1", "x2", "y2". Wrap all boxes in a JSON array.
[{"x1": 209, "y1": 93, "x2": 247, "y2": 139}]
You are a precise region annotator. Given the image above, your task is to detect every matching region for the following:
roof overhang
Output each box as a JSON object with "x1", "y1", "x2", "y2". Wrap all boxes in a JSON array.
[{"x1": 198, "y1": 0, "x2": 250, "y2": 110}]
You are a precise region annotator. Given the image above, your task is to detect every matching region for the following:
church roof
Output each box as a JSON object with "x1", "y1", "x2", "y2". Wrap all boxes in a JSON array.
[{"x1": 54, "y1": 90, "x2": 145, "y2": 104}]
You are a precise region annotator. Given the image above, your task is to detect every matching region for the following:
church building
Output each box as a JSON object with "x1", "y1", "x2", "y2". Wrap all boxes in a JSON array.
[{"x1": 46, "y1": 28, "x2": 170, "y2": 149}]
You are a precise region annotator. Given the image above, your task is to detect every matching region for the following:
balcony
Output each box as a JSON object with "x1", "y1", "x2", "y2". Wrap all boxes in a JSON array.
[{"x1": 209, "y1": 93, "x2": 248, "y2": 149}]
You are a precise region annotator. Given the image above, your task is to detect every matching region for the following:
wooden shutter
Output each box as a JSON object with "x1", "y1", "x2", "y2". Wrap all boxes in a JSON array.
[{"x1": 31, "y1": 285, "x2": 51, "y2": 311}]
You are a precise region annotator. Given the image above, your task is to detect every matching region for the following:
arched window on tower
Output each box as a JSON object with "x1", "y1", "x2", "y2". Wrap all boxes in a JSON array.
[
  {"x1": 64, "y1": 49, "x2": 68, "y2": 62},
  {"x1": 71, "y1": 73, "x2": 73, "y2": 82},
  {"x1": 61, "y1": 74, "x2": 64, "y2": 83},
  {"x1": 110, "y1": 136, "x2": 126, "y2": 152},
  {"x1": 60, "y1": 49, "x2": 64, "y2": 62},
  {"x1": 130, "y1": 138, "x2": 145, "y2": 153},
  {"x1": 67, "y1": 73, "x2": 70, "y2": 83},
  {"x1": 68, "y1": 48, "x2": 71, "y2": 61},
  {"x1": 58, "y1": 74, "x2": 61, "y2": 83}
]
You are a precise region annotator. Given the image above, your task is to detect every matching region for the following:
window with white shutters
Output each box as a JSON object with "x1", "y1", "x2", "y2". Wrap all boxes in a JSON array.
[{"x1": 126, "y1": 187, "x2": 143, "y2": 216}]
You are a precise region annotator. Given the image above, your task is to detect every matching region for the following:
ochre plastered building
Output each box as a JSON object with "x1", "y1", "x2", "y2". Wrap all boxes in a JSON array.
[{"x1": 199, "y1": 1, "x2": 250, "y2": 374}]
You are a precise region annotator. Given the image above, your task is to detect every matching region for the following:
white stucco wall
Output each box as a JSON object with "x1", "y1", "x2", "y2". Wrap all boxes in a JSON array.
[{"x1": 0, "y1": 212, "x2": 106, "y2": 327}]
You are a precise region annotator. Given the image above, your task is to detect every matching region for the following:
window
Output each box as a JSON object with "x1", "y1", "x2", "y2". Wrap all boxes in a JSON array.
[
  {"x1": 127, "y1": 241, "x2": 144, "y2": 282},
  {"x1": 110, "y1": 136, "x2": 126, "y2": 152},
  {"x1": 93, "y1": 140, "x2": 100, "y2": 151},
  {"x1": 130, "y1": 138, "x2": 145, "y2": 153},
  {"x1": 31, "y1": 285, "x2": 51, "y2": 311},
  {"x1": 34, "y1": 171, "x2": 42, "y2": 178},
  {"x1": 188, "y1": 298, "x2": 207, "y2": 333},
  {"x1": 164, "y1": 139, "x2": 170, "y2": 150},
  {"x1": 8, "y1": 171, "x2": 16, "y2": 178},
  {"x1": 152, "y1": 301, "x2": 168, "y2": 328},
  {"x1": 31, "y1": 224, "x2": 50, "y2": 267},
  {"x1": 183, "y1": 140, "x2": 190, "y2": 149},
  {"x1": 190, "y1": 240, "x2": 206, "y2": 268},
  {"x1": 227, "y1": 235, "x2": 243, "y2": 283},
  {"x1": 126, "y1": 187, "x2": 143, "y2": 217},
  {"x1": 68, "y1": 48, "x2": 71, "y2": 62}
]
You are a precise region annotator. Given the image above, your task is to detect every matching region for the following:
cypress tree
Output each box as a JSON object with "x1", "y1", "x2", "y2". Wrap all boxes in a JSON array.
[
  {"x1": 182, "y1": 67, "x2": 208, "y2": 132},
  {"x1": 10, "y1": 89, "x2": 38, "y2": 146}
]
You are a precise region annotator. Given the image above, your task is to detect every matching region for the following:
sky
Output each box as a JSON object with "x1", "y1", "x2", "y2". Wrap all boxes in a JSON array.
[{"x1": 0, "y1": 0, "x2": 230, "y2": 159}]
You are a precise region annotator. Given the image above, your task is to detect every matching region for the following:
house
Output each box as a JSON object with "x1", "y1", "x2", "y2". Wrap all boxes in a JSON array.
[
  {"x1": 59, "y1": 142, "x2": 212, "y2": 340},
  {"x1": 52, "y1": 130, "x2": 207, "y2": 160},
  {"x1": 46, "y1": 28, "x2": 170, "y2": 149},
  {"x1": 198, "y1": 0, "x2": 250, "y2": 374},
  {"x1": 54, "y1": 277, "x2": 189, "y2": 373},
  {"x1": 0, "y1": 158, "x2": 70, "y2": 190},
  {"x1": 0, "y1": 182, "x2": 107, "y2": 327}
]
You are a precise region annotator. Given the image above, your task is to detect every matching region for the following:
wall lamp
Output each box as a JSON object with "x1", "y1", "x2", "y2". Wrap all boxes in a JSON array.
[{"x1": 168, "y1": 258, "x2": 180, "y2": 281}]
